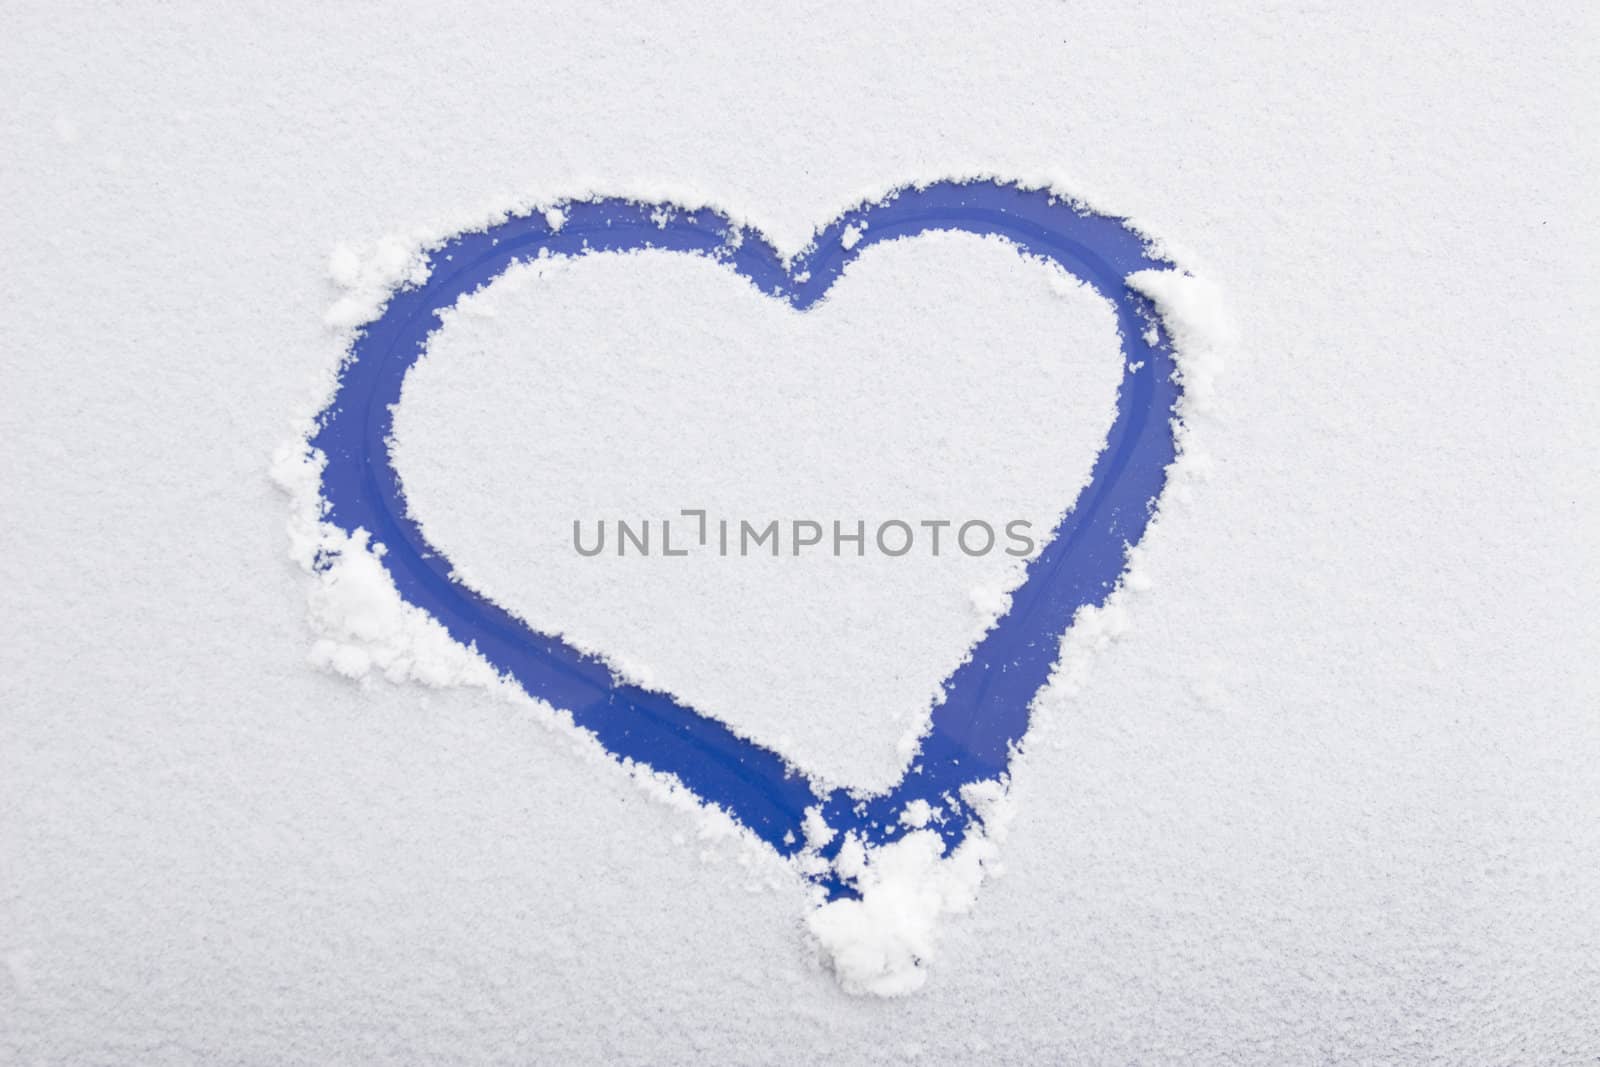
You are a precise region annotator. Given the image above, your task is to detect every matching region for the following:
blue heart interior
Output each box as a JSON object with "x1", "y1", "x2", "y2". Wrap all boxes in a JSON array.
[{"x1": 310, "y1": 180, "x2": 1182, "y2": 896}]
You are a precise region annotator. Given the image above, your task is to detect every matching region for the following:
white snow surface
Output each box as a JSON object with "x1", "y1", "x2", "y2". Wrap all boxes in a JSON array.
[
  {"x1": 3, "y1": 3, "x2": 1598, "y2": 1063},
  {"x1": 807, "y1": 780, "x2": 1016, "y2": 996}
]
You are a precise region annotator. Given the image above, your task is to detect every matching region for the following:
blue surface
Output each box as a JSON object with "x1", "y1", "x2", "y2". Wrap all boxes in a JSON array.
[{"x1": 309, "y1": 180, "x2": 1183, "y2": 895}]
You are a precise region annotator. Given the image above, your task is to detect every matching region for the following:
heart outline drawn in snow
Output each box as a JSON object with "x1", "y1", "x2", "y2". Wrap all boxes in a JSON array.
[{"x1": 289, "y1": 178, "x2": 1196, "y2": 920}]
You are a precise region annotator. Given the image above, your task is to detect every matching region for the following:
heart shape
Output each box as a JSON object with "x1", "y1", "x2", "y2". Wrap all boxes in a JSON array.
[{"x1": 308, "y1": 180, "x2": 1183, "y2": 895}]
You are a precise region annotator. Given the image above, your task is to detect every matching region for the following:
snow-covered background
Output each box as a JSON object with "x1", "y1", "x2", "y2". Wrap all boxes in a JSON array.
[{"x1": 3, "y1": 2, "x2": 1597, "y2": 1062}]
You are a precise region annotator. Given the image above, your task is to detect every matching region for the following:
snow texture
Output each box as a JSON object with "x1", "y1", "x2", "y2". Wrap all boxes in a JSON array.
[
  {"x1": 3, "y1": 2, "x2": 1598, "y2": 1063},
  {"x1": 806, "y1": 780, "x2": 1015, "y2": 996}
]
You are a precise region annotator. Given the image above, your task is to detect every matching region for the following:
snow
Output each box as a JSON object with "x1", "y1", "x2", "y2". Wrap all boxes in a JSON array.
[
  {"x1": 3, "y1": 2, "x2": 1597, "y2": 1062},
  {"x1": 807, "y1": 829, "x2": 995, "y2": 996},
  {"x1": 269, "y1": 444, "x2": 501, "y2": 689},
  {"x1": 807, "y1": 780, "x2": 1014, "y2": 996}
]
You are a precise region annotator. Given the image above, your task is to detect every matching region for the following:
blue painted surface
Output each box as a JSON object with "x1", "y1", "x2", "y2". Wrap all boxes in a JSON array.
[{"x1": 309, "y1": 180, "x2": 1183, "y2": 894}]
